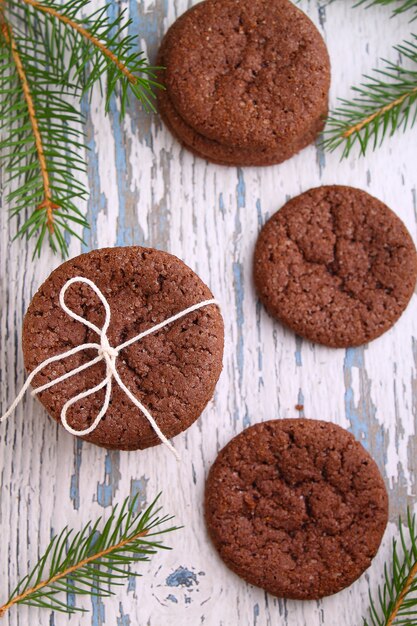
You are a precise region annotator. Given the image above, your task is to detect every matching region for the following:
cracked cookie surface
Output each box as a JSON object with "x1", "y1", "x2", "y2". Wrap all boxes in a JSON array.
[
  {"x1": 22, "y1": 247, "x2": 224, "y2": 450},
  {"x1": 254, "y1": 186, "x2": 417, "y2": 347},
  {"x1": 205, "y1": 418, "x2": 388, "y2": 599},
  {"x1": 157, "y1": 0, "x2": 330, "y2": 165},
  {"x1": 157, "y1": 36, "x2": 325, "y2": 167}
]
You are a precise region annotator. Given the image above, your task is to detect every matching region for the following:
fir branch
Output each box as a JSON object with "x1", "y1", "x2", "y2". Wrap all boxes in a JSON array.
[
  {"x1": 0, "y1": 0, "x2": 160, "y2": 256},
  {"x1": 17, "y1": 0, "x2": 161, "y2": 113},
  {"x1": 0, "y1": 8, "x2": 89, "y2": 256},
  {"x1": 0, "y1": 495, "x2": 178, "y2": 617},
  {"x1": 23, "y1": 0, "x2": 136, "y2": 81},
  {"x1": 355, "y1": 0, "x2": 417, "y2": 19},
  {"x1": 323, "y1": 36, "x2": 417, "y2": 157},
  {"x1": 364, "y1": 509, "x2": 417, "y2": 626},
  {"x1": 0, "y1": 16, "x2": 56, "y2": 235}
]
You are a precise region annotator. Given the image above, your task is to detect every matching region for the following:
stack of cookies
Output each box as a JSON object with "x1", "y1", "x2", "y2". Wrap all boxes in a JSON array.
[
  {"x1": 22, "y1": 247, "x2": 224, "y2": 451},
  {"x1": 157, "y1": 0, "x2": 331, "y2": 166}
]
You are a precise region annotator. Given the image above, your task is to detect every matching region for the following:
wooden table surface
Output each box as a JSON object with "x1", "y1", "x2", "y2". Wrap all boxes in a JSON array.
[{"x1": 1, "y1": 1, "x2": 417, "y2": 625}]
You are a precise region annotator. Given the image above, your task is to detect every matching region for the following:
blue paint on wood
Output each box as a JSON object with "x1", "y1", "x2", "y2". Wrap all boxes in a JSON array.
[
  {"x1": 345, "y1": 346, "x2": 364, "y2": 370},
  {"x1": 130, "y1": 0, "x2": 168, "y2": 51},
  {"x1": 82, "y1": 95, "x2": 100, "y2": 252},
  {"x1": 236, "y1": 169, "x2": 246, "y2": 210},
  {"x1": 295, "y1": 336, "x2": 303, "y2": 367},
  {"x1": 91, "y1": 592, "x2": 105, "y2": 626},
  {"x1": 128, "y1": 575, "x2": 137, "y2": 593},
  {"x1": 256, "y1": 198, "x2": 264, "y2": 228},
  {"x1": 104, "y1": 2, "x2": 141, "y2": 248},
  {"x1": 318, "y1": 4, "x2": 327, "y2": 29},
  {"x1": 97, "y1": 453, "x2": 114, "y2": 508},
  {"x1": 297, "y1": 389, "x2": 305, "y2": 416},
  {"x1": 97, "y1": 451, "x2": 120, "y2": 508},
  {"x1": 375, "y1": 427, "x2": 387, "y2": 465},
  {"x1": 130, "y1": 475, "x2": 149, "y2": 512},
  {"x1": 127, "y1": 0, "x2": 160, "y2": 144},
  {"x1": 344, "y1": 347, "x2": 369, "y2": 447},
  {"x1": 166, "y1": 566, "x2": 199, "y2": 588},
  {"x1": 117, "y1": 602, "x2": 131, "y2": 626},
  {"x1": 219, "y1": 192, "x2": 225, "y2": 218},
  {"x1": 111, "y1": 96, "x2": 136, "y2": 247},
  {"x1": 70, "y1": 438, "x2": 83, "y2": 510},
  {"x1": 157, "y1": 202, "x2": 170, "y2": 243},
  {"x1": 344, "y1": 346, "x2": 386, "y2": 467},
  {"x1": 67, "y1": 577, "x2": 76, "y2": 611},
  {"x1": 167, "y1": 594, "x2": 178, "y2": 603}
]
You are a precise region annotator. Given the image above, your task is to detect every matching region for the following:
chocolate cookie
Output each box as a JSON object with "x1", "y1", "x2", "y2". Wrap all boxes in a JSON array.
[
  {"x1": 205, "y1": 419, "x2": 388, "y2": 600},
  {"x1": 22, "y1": 247, "x2": 224, "y2": 450},
  {"x1": 254, "y1": 186, "x2": 417, "y2": 347},
  {"x1": 157, "y1": 57, "x2": 325, "y2": 167},
  {"x1": 157, "y1": 0, "x2": 330, "y2": 166}
]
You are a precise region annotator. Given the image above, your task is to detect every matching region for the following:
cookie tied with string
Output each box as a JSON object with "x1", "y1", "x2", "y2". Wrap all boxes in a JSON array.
[{"x1": 20, "y1": 247, "x2": 224, "y2": 451}]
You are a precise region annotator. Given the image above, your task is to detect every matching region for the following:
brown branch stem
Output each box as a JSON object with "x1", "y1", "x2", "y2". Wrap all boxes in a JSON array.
[
  {"x1": 0, "y1": 5, "x2": 56, "y2": 233},
  {"x1": 385, "y1": 560, "x2": 417, "y2": 626},
  {"x1": 21, "y1": 0, "x2": 137, "y2": 84},
  {"x1": 343, "y1": 86, "x2": 417, "y2": 139},
  {"x1": 0, "y1": 529, "x2": 149, "y2": 618}
]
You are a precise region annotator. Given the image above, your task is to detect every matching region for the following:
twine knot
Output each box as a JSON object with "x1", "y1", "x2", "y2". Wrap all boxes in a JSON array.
[
  {"x1": 98, "y1": 341, "x2": 119, "y2": 361},
  {"x1": 0, "y1": 276, "x2": 219, "y2": 460}
]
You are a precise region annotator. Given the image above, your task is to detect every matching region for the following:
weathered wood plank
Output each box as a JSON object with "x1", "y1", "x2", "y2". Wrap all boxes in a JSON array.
[{"x1": 1, "y1": 1, "x2": 417, "y2": 625}]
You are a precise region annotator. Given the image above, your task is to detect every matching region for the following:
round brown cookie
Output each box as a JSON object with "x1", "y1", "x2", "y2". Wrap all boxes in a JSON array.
[
  {"x1": 157, "y1": 49, "x2": 326, "y2": 167},
  {"x1": 205, "y1": 418, "x2": 388, "y2": 600},
  {"x1": 254, "y1": 186, "x2": 417, "y2": 347},
  {"x1": 158, "y1": 0, "x2": 330, "y2": 156},
  {"x1": 22, "y1": 247, "x2": 224, "y2": 450}
]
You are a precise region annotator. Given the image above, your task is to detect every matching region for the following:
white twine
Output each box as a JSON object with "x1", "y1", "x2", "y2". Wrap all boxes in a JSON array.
[{"x1": 0, "y1": 276, "x2": 219, "y2": 460}]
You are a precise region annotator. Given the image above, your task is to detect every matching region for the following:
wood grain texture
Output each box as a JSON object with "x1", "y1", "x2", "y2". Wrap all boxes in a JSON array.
[{"x1": 1, "y1": 1, "x2": 417, "y2": 625}]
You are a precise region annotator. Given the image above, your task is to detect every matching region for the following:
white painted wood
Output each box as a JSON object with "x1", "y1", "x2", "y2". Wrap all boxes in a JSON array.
[{"x1": 1, "y1": 1, "x2": 417, "y2": 625}]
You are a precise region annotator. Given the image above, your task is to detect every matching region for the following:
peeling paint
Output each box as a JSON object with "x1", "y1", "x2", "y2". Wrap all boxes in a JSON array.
[
  {"x1": 166, "y1": 594, "x2": 178, "y2": 605},
  {"x1": 130, "y1": 475, "x2": 149, "y2": 512},
  {"x1": 97, "y1": 451, "x2": 121, "y2": 508},
  {"x1": 344, "y1": 347, "x2": 386, "y2": 469},
  {"x1": 70, "y1": 439, "x2": 83, "y2": 511},
  {"x1": 91, "y1": 593, "x2": 105, "y2": 626},
  {"x1": 166, "y1": 566, "x2": 199, "y2": 588},
  {"x1": 117, "y1": 603, "x2": 131, "y2": 626}
]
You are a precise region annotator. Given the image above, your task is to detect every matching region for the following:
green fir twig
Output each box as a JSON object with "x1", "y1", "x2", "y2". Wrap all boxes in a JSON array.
[
  {"x1": 0, "y1": 495, "x2": 178, "y2": 618},
  {"x1": 355, "y1": 0, "x2": 417, "y2": 20},
  {"x1": 323, "y1": 36, "x2": 417, "y2": 157},
  {"x1": 0, "y1": 0, "x2": 160, "y2": 257},
  {"x1": 364, "y1": 508, "x2": 417, "y2": 626}
]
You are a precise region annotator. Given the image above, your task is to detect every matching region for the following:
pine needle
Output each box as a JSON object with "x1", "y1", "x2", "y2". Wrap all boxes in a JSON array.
[
  {"x1": 323, "y1": 36, "x2": 417, "y2": 158},
  {"x1": 355, "y1": 0, "x2": 417, "y2": 20},
  {"x1": 0, "y1": 494, "x2": 178, "y2": 617},
  {"x1": 0, "y1": 0, "x2": 160, "y2": 257},
  {"x1": 364, "y1": 509, "x2": 417, "y2": 626}
]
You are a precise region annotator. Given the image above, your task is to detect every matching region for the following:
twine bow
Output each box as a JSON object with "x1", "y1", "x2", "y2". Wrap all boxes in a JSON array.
[{"x1": 0, "y1": 277, "x2": 219, "y2": 460}]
